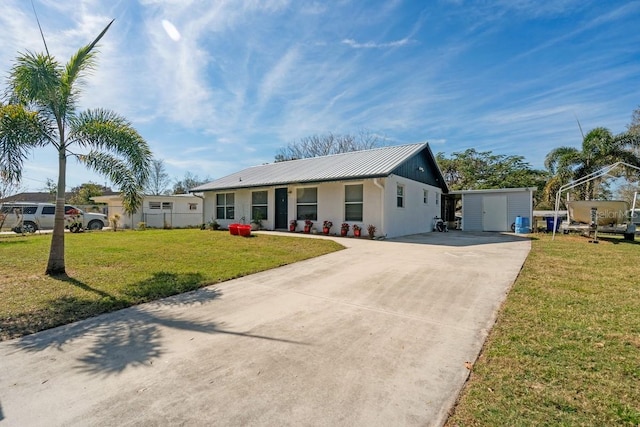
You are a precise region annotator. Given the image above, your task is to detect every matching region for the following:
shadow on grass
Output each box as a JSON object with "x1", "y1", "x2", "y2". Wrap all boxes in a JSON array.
[
  {"x1": 593, "y1": 235, "x2": 640, "y2": 245},
  {"x1": 10, "y1": 272, "x2": 307, "y2": 376}
]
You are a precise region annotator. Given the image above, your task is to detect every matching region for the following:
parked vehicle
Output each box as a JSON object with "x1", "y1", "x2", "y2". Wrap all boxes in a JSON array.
[{"x1": 0, "y1": 202, "x2": 107, "y2": 233}]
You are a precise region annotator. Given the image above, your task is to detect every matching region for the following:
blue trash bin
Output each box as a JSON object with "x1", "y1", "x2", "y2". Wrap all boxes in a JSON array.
[
  {"x1": 515, "y1": 216, "x2": 530, "y2": 234},
  {"x1": 545, "y1": 217, "x2": 559, "y2": 232}
]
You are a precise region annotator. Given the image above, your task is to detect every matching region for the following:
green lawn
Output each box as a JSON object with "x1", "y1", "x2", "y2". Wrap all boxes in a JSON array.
[
  {"x1": 447, "y1": 233, "x2": 640, "y2": 426},
  {"x1": 0, "y1": 229, "x2": 343, "y2": 341}
]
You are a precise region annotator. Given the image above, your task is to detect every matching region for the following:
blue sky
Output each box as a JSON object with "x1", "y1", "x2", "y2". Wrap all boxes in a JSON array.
[{"x1": 1, "y1": 0, "x2": 639, "y2": 192}]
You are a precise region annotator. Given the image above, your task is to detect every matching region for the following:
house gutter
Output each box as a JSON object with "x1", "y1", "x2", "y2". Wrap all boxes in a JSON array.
[{"x1": 373, "y1": 178, "x2": 385, "y2": 235}]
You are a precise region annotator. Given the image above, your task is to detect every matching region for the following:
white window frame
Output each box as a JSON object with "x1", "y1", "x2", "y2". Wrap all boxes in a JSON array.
[
  {"x1": 216, "y1": 193, "x2": 235, "y2": 220},
  {"x1": 397, "y1": 184, "x2": 405, "y2": 208},
  {"x1": 423, "y1": 189, "x2": 429, "y2": 204},
  {"x1": 251, "y1": 190, "x2": 268, "y2": 220},
  {"x1": 296, "y1": 187, "x2": 318, "y2": 221},
  {"x1": 344, "y1": 184, "x2": 363, "y2": 222},
  {"x1": 149, "y1": 201, "x2": 161, "y2": 210},
  {"x1": 188, "y1": 203, "x2": 198, "y2": 211}
]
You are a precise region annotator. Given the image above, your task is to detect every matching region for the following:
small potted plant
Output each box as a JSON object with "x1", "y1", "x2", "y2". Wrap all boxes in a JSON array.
[
  {"x1": 322, "y1": 220, "x2": 333, "y2": 235},
  {"x1": 367, "y1": 224, "x2": 376, "y2": 239},
  {"x1": 304, "y1": 219, "x2": 313, "y2": 234},
  {"x1": 352, "y1": 224, "x2": 362, "y2": 237},
  {"x1": 340, "y1": 223, "x2": 350, "y2": 237},
  {"x1": 289, "y1": 219, "x2": 297, "y2": 232}
]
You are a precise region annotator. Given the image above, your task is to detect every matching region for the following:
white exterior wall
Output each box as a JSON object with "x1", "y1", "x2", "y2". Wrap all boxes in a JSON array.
[
  {"x1": 460, "y1": 189, "x2": 533, "y2": 232},
  {"x1": 98, "y1": 195, "x2": 204, "y2": 229},
  {"x1": 202, "y1": 177, "x2": 443, "y2": 238},
  {"x1": 382, "y1": 175, "x2": 442, "y2": 238}
]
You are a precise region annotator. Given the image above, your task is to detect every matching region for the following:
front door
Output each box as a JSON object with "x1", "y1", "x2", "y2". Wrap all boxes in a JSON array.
[
  {"x1": 275, "y1": 187, "x2": 288, "y2": 229},
  {"x1": 482, "y1": 195, "x2": 508, "y2": 231}
]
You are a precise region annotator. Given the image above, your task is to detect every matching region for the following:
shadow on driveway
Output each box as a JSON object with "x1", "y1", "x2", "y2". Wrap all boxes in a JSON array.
[{"x1": 391, "y1": 230, "x2": 535, "y2": 247}]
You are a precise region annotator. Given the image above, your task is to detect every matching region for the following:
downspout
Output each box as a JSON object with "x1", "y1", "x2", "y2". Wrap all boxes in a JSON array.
[{"x1": 373, "y1": 178, "x2": 384, "y2": 236}]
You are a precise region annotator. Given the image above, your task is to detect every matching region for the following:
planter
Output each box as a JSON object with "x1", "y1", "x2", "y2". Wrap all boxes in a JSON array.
[
  {"x1": 322, "y1": 227, "x2": 330, "y2": 235},
  {"x1": 340, "y1": 229, "x2": 348, "y2": 237},
  {"x1": 229, "y1": 223, "x2": 240, "y2": 235},
  {"x1": 304, "y1": 225, "x2": 311, "y2": 234},
  {"x1": 289, "y1": 225, "x2": 296, "y2": 232},
  {"x1": 354, "y1": 229, "x2": 361, "y2": 238},
  {"x1": 238, "y1": 224, "x2": 252, "y2": 237}
]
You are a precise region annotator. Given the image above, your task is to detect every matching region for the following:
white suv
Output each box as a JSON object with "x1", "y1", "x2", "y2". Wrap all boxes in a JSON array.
[{"x1": 0, "y1": 202, "x2": 108, "y2": 233}]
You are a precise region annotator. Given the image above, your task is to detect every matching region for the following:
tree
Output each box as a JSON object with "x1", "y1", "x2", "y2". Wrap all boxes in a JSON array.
[
  {"x1": 0, "y1": 178, "x2": 25, "y2": 200},
  {"x1": 436, "y1": 149, "x2": 548, "y2": 191},
  {"x1": 628, "y1": 106, "x2": 640, "y2": 135},
  {"x1": 146, "y1": 158, "x2": 171, "y2": 195},
  {"x1": 0, "y1": 20, "x2": 151, "y2": 275},
  {"x1": 275, "y1": 130, "x2": 385, "y2": 162},
  {"x1": 68, "y1": 182, "x2": 111, "y2": 205},
  {"x1": 42, "y1": 178, "x2": 57, "y2": 200},
  {"x1": 543, "y1": 127, "x2": 640, "y2": 203},
  {"x1": 172, "y1": 172, "x2": 210, "y2": 194}
]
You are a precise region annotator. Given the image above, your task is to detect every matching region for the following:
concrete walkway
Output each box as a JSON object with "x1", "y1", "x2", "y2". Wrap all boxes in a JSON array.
[{"x1": 0, "y1": 231, "x2": 530, "y2": 427}]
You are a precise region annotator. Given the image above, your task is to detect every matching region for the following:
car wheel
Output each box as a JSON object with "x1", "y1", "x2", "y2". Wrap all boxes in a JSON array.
[
  {"x1": 22, "y1": 221, "x2": 38, "y2": 233},
  {"x1": 88, "y1": 220, "x2": 104, "y2": 230}
]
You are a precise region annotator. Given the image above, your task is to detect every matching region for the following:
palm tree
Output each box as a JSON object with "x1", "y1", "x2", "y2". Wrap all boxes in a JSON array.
[
  {"x1": 0, "y1": 20, "x2": 151, "y2": 275},
  {"x1": 543, "y1": 127, "x2": 640, "y2": 203}
]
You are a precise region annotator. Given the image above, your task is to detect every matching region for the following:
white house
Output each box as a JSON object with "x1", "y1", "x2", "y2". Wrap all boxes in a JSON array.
[
  {"x1": 190, "y1": 143, "x2": 449, "y2": 239},
  {"x1": 92, "y1": 194, "x2": 204, "y2": 229}
]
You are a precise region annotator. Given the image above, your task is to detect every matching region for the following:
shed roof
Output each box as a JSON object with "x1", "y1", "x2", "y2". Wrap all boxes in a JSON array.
[{"x1": 192, "y1": 143, "x2": 442, "y2": 192}]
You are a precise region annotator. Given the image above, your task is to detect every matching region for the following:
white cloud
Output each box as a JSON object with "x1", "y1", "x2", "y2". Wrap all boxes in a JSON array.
[{"x1": 341, "y1": 37, "x2": 414, "y2": 49}]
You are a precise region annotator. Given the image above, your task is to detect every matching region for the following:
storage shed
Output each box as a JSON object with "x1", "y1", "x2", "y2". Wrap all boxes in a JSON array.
[{"x1": 451, "y1": 187, "x2": 536, "y2": 232}]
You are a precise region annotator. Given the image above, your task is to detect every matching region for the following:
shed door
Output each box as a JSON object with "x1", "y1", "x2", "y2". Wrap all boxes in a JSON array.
[
  {"x1": 274, "y1": 187, "x2": 288, "y2": 229},
  {"x1": 483, "y1": 195, "x2": 508, "y2": 231}
]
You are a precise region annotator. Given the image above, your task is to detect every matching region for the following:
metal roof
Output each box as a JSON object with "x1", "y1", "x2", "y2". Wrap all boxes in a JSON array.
[{"x1": 191, "y1": 143, "x2": 431, "y2": 192}]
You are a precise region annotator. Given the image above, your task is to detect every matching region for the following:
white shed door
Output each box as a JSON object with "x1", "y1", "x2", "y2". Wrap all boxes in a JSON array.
[{"x1": 482, "y1": 195, "x2": 508, "y2": 231}]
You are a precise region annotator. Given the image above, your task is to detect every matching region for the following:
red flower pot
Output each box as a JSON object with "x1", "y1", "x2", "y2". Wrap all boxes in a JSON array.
[
  {"x1": 289, "y1": 225, "x2": 296, "y2": 232},
  {"x1": 340, "y1": 229, "x2": 348, "y2": 236},
  {"x1": 238, "y1": 224, "x2": 252, "y2": 237},
  {"x1": 304, "y1": 225, "x2": 311, "y2": 234},
  {"x1": 323, "y1": 227, "x2": 330, "y2": 235},
  {"x1": 229, "y1": 223, "x2": 239, "y2": 235},
  {"x1": 354, "y1": 229, "x2": 361, "y2": 237}
]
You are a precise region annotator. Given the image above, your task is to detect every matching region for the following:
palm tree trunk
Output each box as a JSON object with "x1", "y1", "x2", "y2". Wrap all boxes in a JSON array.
[{"x1": 46, "y1": 148, "x2": 67, "y2": 275}]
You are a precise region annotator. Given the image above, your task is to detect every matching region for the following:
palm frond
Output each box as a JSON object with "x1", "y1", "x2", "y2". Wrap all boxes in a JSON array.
[
  {"x1": 544, "y1": 146, "x2": 581, "y2": 173},
  {"x1": 61, "y1": 20, "x2": 114, "y2": 103},
  {"x1": 8, "y1": 52, "x2": 62, "y2": 110},
  {"x1": 0, "y1": 104, "x2": 52, "y2": 182},
  {"x1": 80, "y1": 151, "x2": 144, "y2": 214},
  {"x1": 70, "y1": 108, "x2": 151, "y2": 213}
]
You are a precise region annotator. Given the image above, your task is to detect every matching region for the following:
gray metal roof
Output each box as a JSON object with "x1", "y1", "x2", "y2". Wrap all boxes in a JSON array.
[{"x1": 191, "y1": 143, "x2": 429, "y2": 192}]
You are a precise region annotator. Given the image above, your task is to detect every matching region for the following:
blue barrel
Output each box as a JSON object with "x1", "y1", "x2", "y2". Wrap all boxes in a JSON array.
[
  {"x1": 515, "y1": 216, "x2": 530, "y2": 234},
  {"x1": 545, "y1": 217, "x2": 559, "y2": 232}
]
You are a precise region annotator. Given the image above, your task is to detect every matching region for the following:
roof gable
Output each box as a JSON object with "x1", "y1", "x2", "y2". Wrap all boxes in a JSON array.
[{"x1": 192, "y1": 143, "x2": 448, "y2": 192}]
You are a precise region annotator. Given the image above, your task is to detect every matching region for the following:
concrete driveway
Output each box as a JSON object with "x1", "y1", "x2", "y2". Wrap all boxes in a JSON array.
[{"x1": 0, "y1": 231, "x2": 530, "y2": 427}]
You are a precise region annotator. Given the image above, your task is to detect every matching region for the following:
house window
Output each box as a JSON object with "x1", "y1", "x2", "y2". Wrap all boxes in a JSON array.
[
  {"x1": 435, "y1": 193, "x2": 439, "y2": 205},
  {"x1": 149, "y1": 201, "x2": 161, "y2": 210},
  {"x1": 397, "y1": 184, "x2": 404, "y2": 208},
  {"x1": 162, "y1": 202, "x2": 173, "y2": 210},
  {"x1": 423, "y1": 189, "x2": 429, "y2": 204},
  {"x1": 252, "y1": 191, "x2": 268, "y2": 220},
  {"x1": 345, "y1": 184, "x2": 363, "y2": 221},
  {"x1": 296, "y1": 187, "x2": 317, "y2": 221},
  {"x1": 188, "y1": 203, "x2": 198, "y2": 211},
  {"x1": 216, "y1": 193, "x2": 235, "y2": 220}
]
